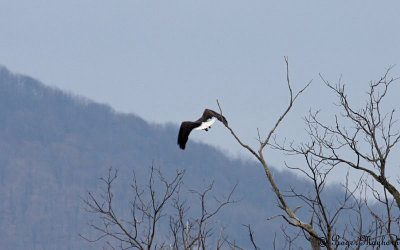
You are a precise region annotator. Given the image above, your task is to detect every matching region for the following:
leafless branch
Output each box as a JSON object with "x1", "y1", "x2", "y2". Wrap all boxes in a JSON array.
[{"x1": 82, "y1": 164, "x2": 239, "y2": 249}]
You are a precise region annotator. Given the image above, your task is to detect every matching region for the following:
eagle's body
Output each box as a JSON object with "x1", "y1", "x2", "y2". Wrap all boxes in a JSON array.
[{"x1": 178, "y1": 109, "x2": 227, "y2": 150}]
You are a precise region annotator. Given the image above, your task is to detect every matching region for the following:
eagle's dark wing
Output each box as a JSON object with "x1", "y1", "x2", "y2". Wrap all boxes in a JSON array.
[
  {"x1": 201, "y1": 109, "x2": 228, "y2": 125},
  {"x1": 177, "y1": 121, "x2": 201, "y2": 150}
]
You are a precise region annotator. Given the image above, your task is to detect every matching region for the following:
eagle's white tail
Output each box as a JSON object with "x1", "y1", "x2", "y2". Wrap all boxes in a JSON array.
[{"x1": 194, "y1": 118, "x2": 216, "y2": 130}]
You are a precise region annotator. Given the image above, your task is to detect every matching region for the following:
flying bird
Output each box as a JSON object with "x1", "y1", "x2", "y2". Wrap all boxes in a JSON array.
[{"x1": 178, "y1": 109, "x2": 228, "y2": 150}]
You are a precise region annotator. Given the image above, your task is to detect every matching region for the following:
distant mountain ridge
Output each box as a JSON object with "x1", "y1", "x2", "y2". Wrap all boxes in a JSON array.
[{"x1": 0, "y1": 65, "x2": 344, "y2": 249}]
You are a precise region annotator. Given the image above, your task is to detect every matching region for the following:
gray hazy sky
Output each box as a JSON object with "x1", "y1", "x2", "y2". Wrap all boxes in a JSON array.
[{"x1": 1, "y1": 0, "x2": 400, "y2": 182}]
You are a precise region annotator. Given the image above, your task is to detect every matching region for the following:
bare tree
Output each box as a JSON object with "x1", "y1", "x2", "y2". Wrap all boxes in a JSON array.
[
  {"x1": 218, "y1": 57, "x2": 324, "y2": 249},
  {"x1": 218, "y1": 59, "x2": 400, "y2": 249},
  {"x1": 81, "y1": 164, "x2": 238, "y2": 249},
  {"x1": 299, "y1": 68, "x2": 400, "y2": 247},
  {"x1": 308, "y1": 69, "x2": 400, "y2": 208}
]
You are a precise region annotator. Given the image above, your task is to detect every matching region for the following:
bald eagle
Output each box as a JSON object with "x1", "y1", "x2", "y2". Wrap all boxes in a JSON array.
[{"x1": 177, "y1": 109, "x2": 228, "y2": 150}]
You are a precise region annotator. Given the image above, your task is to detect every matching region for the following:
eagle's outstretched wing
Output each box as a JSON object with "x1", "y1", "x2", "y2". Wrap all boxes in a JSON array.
[
  {"x1": 177, "y1": 121, "x2": 200, "y2": 150},
  {"x1": 200, "y1": 109, "x2": 228, "y2": 125}
]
